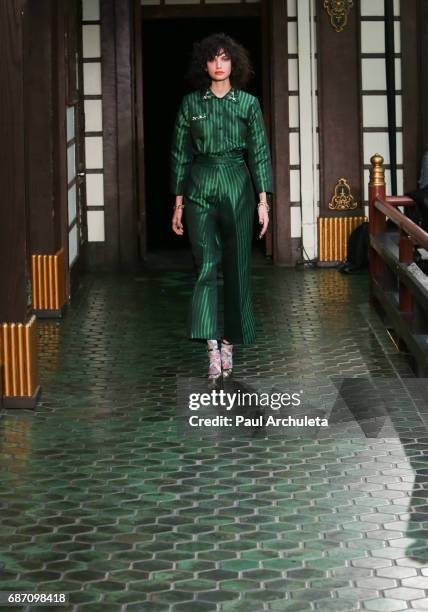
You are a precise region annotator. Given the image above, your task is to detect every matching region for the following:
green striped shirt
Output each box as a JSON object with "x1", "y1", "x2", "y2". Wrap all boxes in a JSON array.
[{"x1": 170, "y1": 87, "x2": 274, "y2": 195}]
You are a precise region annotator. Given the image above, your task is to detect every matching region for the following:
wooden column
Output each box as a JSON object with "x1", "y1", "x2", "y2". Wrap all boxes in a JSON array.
[
  {"x1": 52, "y1": 0, "x2": 71, "y2": 298},
  {"x1": 417, "y1": 0, "x2": 428, "y2": 155},
  {"x1": 317, "y1": 0, "x2": 363, "y2": 216},
  {"x1": 100, "y1": 0, "x2": 120, "y2": 269},
  {"x1": 401, "y1": 0, "x2": 419, "y2": 193},
  {"x1": 116, "y1": 0, "x2": 138, "y2": 268},
  {"x1": 401, "y1": 0, "x2": 428, "y2": 193},
  {"x1": 23, "y1": 0, "x2": 57, "y2": 255},
  {"x1": 100, "y1": 0, "x2": 139, "y2": 270},
  {"x1": 0, "y1": 0, "x2": 30, "y2": 322},
  {"x1": 0, "y1": 0, "x2": 41, "y2": 408},
  {"x1": 133, "y1": 0, "x2": 146, "y2": 261},
  {"x1": 22, "y1": 0, "x2": 70, "y2": 316},
  {"x1": 269, "y1": 0, "x2": 292, "y2": 265}
]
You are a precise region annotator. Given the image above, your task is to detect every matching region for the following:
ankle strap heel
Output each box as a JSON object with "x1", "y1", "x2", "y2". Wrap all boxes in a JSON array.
[
  {"x1": 220, "y1": 340, "x2": 233, "y2": 379},
  {"x1": 207, "y1": 340, "x2": 222, "y2": 382}
]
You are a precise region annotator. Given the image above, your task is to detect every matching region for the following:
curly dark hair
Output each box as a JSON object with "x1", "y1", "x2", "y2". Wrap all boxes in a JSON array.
[{"x1": 186, "y1": 32, "x2": 254, "y2": 90}]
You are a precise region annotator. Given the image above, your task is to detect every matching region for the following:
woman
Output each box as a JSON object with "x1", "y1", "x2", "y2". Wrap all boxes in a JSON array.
[{"x1": 170, "y1": 32, "x2": 273, "y2": 382}]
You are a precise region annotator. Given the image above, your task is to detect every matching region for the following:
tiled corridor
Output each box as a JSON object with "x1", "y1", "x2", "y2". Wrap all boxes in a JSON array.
[{"x1": 0, "y1": 266, "x2": 427, "y2": 611}]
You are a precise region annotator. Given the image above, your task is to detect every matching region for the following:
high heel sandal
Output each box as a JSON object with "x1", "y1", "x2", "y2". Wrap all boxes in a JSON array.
[
  {"x1": 220, "y1": 339, "x2": 233, "y2": 379},
  {"x1": 207, "y1": 339, "x2": 222, "y2": 382}
]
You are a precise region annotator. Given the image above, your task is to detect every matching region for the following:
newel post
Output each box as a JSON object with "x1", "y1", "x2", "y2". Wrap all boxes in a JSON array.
[{"x1": 368, "y1": 154, "x2": 386, "y2": 304}]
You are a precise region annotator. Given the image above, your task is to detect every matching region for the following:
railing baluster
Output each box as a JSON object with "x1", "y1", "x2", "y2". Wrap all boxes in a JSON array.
[{"x1": 399, "y1": 230, "x2": 413, "y2": 312}]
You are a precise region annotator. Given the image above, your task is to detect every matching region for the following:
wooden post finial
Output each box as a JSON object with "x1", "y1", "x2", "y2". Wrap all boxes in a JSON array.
[{"x1": 370, "y1": 154, "x2": 385, "y2": 187}]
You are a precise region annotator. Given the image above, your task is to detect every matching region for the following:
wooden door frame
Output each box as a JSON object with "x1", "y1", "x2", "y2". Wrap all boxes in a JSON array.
[
  {"x1": 133, "y1": 0, "x2": 146, "y2": 261},
  {"x1": 132, "y1": 0, "x2": 291, "y2": 265},
  {"x1": 68, "y1": 0, "x2": 87, "y2": 292},
  {"x1": 52, "y1": 0, "x2": 70, "y2": 297},
  {"x1": 99, "y1": 0, "x2": 138, "y2": 271},
  {"x1": 267, "y1": 0, "x2": 292, "y2": 265}
]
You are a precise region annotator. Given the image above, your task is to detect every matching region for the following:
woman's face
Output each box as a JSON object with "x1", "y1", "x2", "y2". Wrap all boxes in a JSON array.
[{"x1": 206, "y1": 49, "x2": 232, "y2": 82}]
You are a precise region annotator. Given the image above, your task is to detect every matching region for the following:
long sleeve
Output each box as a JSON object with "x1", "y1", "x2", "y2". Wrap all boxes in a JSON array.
[
  {"x1": 247, "y1": 98, "x2": 274, "y2": 194},
  {"x1": 170, "y1": 96, "x2": 193, "y2": 195}
]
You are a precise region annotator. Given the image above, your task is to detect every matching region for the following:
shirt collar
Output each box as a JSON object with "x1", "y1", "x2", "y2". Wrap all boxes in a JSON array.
[{"x1": 201, "y1": 87, "x2": 238, "y2": 103}]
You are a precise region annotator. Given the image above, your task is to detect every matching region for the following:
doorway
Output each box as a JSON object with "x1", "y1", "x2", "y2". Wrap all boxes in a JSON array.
[{"x1": 140, "y1": 14, "x2": 264, "y2": 257}]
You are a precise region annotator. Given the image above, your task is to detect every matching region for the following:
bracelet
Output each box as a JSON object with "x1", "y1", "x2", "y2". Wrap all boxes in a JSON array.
[
  {"x1": 174, "y1": 202, "x2": 185, "y2": 210},
  {"x1": 257, "y1": 201, "x2": 270, "y2": 213}
]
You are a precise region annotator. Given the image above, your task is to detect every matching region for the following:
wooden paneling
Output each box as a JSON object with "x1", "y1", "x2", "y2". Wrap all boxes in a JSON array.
[
  {"x1": 269, "y1": 0, "x2": 292, "y2": 265},
  {"x1": 100, "y1": 0, "x2": 138, "y2": 270},
  {"x1": 317, "y1": 0, "x2": 363, "y2": 216},
  {"x1": 100, "y1": 0, "x2": 120, "y2": 269},
  {"x1": 133, "y1": 0, "x2": 147, "y2": 261},
  {"x1": 0, "y1": 0, "x2": 29, "y2": 322},
  {"x1": 23, "y1": 0, "x2": 56, "y2": 255},
  {"x1": 52, "y1": 0, "x2": 70, "y2": 295},
  {"x1": 116, "y1": 0, "x2": 139, "y2": 268}
]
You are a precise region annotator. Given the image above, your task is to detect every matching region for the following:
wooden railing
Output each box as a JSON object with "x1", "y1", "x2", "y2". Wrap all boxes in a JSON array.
[{"x1": 368, "y1": 154, "x2": 428, "y2": 375}]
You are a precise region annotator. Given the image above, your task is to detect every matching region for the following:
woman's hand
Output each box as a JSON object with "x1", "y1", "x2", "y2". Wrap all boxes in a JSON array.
[
  {"x1": 258, "y1": 203, "x2": 269, "y2": 239},
  {"x1": 172, "y1": 196, "x2": 184, "y2": 236},
  {"x1": 172, "y1": 207, "x2": 184, "y2": 235}
]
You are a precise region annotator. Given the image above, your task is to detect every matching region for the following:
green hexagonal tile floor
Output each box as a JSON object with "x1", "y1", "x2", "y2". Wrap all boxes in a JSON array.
[{"x1": 1, "y1": 265, "x2": 428, "y2": 611}]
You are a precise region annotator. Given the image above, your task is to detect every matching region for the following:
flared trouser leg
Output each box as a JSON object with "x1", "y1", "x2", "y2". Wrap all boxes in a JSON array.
[
  {"x1": 185, "y1": 200, "x2": 222, "y2": 340},
  {"x1": 218, "y1": 165, "x2": 256, "y2": 344},
  {"x1": 185, "y1": 161, "x2": 256, "y2": 344}
]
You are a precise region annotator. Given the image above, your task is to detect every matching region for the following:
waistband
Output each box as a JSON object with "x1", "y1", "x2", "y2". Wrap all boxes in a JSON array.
[{"x1": 193, "y1": 152, "x2": 246, "y2": 166}]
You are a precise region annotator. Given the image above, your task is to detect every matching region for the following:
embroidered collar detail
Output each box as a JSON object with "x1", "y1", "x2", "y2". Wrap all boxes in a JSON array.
[{"x1": 201, "y1": 87, "x2": 238, "y2": 103}]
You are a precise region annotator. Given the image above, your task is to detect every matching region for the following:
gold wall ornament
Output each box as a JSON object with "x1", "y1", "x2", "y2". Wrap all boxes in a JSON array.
[
  {"x1": 328, "y1": 178, "x2": 357, "y2": 210},
  {"x1": 323, "y1": 0, "x2": 354, "y2": 32}
]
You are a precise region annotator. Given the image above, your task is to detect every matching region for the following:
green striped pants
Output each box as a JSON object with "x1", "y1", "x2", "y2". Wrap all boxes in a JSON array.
[{"x1": 184, "y1": 152, "x2": 257, "y2": 344}]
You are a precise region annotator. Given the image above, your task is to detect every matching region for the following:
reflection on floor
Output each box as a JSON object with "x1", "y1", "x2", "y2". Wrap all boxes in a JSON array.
[{"x1": 0, "y1": 265, "x2": 427, "y2": 611}]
